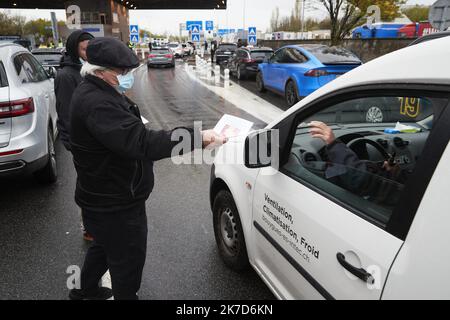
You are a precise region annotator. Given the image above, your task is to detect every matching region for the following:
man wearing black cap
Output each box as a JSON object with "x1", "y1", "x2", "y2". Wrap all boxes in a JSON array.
[
  {"x1": 68, "y1": 37, "x2": 226, "y2": 300},
  {"x1": 54, "y1": 30, "x2": 95, "y2": 242}
]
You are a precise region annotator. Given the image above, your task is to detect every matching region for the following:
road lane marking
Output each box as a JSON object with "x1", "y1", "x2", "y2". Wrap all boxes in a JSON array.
[{"x1": 185, "y1": 64, "x2": 283, "y2": 124}]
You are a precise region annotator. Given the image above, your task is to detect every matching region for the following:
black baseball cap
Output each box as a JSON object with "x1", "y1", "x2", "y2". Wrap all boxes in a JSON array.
[{"x1": 86, "y1": 37, "x2": 140, "y2": 69}]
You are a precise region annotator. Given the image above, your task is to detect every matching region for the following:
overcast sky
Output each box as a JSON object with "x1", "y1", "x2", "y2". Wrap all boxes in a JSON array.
[{"x1": 1, "y1": 0, "x2": 437, "y2": 35}]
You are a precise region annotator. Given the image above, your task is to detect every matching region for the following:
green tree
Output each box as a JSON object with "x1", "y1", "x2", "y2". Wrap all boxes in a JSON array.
[
  {"x1": 23, "y1": 18, "x2": 53, "y2": 44},
  {"x1": 0, "y1": 11, "x2": 25, "y2": 36},
  {"x1": 403, "y1": 5, "x2": 430, "y2": 22}
]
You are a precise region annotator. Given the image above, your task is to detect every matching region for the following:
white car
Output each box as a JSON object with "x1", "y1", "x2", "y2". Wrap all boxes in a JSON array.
[
  {"x1": 210, "y1": 36, "x2": 450, "y2": 299},
  {"x1": 167, "y1": 42, "x2": 184, "y2": 58},
  {"x1": 0, "y1": 43, "x2": 58, "y2": 183},
  {"x1": 182, "y1": 43, "x2": 194, "y2": 56}
]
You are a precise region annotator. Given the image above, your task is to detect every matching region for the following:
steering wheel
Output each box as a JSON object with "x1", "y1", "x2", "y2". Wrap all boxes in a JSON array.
[{"x1": 346, "y1": 138, "x2": 390, "y2": 164}]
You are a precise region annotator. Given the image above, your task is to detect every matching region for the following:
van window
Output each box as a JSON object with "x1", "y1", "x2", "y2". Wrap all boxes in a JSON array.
[{"x1": 283, "y1": 95, "x2": 448, "y2": 227}]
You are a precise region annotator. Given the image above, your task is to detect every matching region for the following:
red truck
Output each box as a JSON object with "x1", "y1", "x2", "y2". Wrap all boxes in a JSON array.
[{"x1": 398, "y1": 22, "x2": 440, "y2": 38}]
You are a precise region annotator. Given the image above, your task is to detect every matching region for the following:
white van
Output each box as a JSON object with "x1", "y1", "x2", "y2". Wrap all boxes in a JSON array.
[{"x1": 210, "y1": 36, "x2": 450, "y2": 299}]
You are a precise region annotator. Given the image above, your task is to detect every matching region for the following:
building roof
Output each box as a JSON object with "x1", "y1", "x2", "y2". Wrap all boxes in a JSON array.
[{"x1": 1, "y1": 0, "x2": 227, "y2": 10}]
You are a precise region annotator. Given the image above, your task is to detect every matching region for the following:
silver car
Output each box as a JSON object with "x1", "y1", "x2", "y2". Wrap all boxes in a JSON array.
[
  {"x1": 147, "y1": 47, "x2": 175, "y2": 68},
  {"x1": 0, "y1": 43, "x2": 58, "y2": 183}
]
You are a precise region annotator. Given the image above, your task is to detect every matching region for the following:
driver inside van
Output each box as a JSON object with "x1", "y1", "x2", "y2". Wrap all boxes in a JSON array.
[{"x1": 308, "y1": 121, "x2": 406, "y2": 205}]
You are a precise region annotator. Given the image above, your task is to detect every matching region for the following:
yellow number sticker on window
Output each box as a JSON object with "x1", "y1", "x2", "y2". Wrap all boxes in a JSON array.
[{"x1": 399, "y1": 97, "x2": 420, "y2": 118}]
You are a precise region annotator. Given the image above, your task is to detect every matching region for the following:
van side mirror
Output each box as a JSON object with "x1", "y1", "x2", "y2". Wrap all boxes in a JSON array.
[{"x1": 244, "y1": 129, "x2": 278, "y2": 169}]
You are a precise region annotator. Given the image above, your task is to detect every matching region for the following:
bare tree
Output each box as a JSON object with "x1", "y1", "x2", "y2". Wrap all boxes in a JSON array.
[{"x1": 270, "y1": 7, "x2": 280, "y2": 32}]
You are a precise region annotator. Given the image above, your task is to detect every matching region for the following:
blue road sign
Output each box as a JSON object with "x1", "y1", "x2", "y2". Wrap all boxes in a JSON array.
[
  {"x1": 248, "y1": 27, "x2": 257, "y2": 45},
  {"x1": 191, "y1": 33, "x2": 200, "y2": 42},
  {"x1": 130, "y1": 34, "x2": 140, "y2": 43},
  {"x1": 248, "y1": 35, "x2": 257, "y2": 45},
  {"x1": 206, "y1": 21, "x2": 214, "y2": 31},
  {"x1": 248, "y1": 27, "x2": 257, "y2": 35},
  {"x1": 186, "y1": 21, "x2": 203, "y2": 31},
  {"x1": 130, "y1": 25, "x2": 139, "y2": 35}
]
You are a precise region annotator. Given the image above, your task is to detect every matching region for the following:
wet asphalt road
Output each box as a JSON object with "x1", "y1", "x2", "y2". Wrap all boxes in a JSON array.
[
  {"x1": 216, "y1": 63, "x2": 290, "y2": 112},
  {"x1": 0, "y1": 60, "x2": 275, "y2": 300}
]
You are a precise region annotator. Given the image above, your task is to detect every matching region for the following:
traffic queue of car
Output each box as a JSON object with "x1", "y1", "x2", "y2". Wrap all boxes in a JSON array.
[{"x1": 219, "y1": 42, "x2": 362, "y2": 107}]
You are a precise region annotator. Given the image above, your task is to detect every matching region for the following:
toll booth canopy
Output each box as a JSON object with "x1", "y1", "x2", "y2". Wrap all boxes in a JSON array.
[{"x1": 1, "y1": 0, "x2": 227, "y2": 10}]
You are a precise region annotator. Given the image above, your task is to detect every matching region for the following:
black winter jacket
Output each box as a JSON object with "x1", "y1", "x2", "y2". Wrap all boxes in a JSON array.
[
  {"x1": 69, "y1": 75, "x2": 198, "y2": 212},
  {"x1": 54, "y1": 55, "x2": 82, "y2": 150}
]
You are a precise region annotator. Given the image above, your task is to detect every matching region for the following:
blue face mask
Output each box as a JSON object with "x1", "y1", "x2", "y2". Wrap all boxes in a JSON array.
[{"x1": 116, "y1": 72, "x2": 135, "y2": 93}]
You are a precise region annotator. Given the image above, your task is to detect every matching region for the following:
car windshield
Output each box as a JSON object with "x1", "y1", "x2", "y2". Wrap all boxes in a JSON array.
[
  {"x1": 168, "y1": 44, "x2": 178, "y2": 48},
  {"x1": 251, "y1": 51, "x2": 273, "y2": 59},
  {"x1": 307, "y1": 46, "x2": 361, "y2": 64}
]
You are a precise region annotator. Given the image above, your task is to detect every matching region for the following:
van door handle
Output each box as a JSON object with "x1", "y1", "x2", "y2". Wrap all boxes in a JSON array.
[
  {"x1": 337, "y1": 253, "x2": 374, "y2": 284},
  {"x1": 45, "y1": 94, "x2": 49, "y2": 98}
]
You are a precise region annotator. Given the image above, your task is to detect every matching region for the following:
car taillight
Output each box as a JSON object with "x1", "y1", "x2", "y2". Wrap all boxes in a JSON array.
[
  {"x1": 304, "y1": 69, "x2": 329, "y2": 77},
  {"x1": 243, "y1": 58, "x2": 256, "y2": 63},
  {"x1": 0, "y1": 98, "x2": 35, "y2": 119},
  {"x1": 165, "y1": 54, "x2": 173, "y2": 58},
  {"x1": 0, "y1": 149, "x2": 23, "y2": 157},
  {"x1": 148, "y1": 54, "x2": 156, "y2": 58}
]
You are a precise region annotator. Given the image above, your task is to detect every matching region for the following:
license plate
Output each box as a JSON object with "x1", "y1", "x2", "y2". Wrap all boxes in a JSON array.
[{"x1": 224, "y1": 51, "x2": 231, "y2": 54}]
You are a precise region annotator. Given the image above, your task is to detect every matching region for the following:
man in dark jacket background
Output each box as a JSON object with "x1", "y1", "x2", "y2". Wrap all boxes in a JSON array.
[
  {"x1": 55, "y1": 30, "x2": 94, "y2": 151},
  {"x1": 54, "y1": 30, "x2": 94, "y2": 242},
  {"x1": 68, "y1": 37, "x2": 225, "y2": 300}
]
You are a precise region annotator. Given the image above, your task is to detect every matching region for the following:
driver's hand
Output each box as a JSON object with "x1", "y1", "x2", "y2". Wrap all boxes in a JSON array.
[{"x1": 309, "y1": 121, "x2": 336, "y2": 145}]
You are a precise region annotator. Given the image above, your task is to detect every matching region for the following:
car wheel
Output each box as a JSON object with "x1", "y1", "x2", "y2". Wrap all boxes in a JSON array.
[
  {"x1": 285, "y1": 80, "x2": 299, "y2": 107},
  {"x1": 365, "y1": 106, "x2": 384, "y2": 123},
  {"x1": 34, "y1": 126, "x2": 57, "y2": 184},
  {"x1": 256, "y1": 72, "x2": 267, "y2": 93},
  {"x1": 213, "y1": 190, "x2": 250, "y2": 272}
]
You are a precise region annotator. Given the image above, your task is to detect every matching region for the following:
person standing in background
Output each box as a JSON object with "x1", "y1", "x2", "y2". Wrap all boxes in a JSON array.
[{"x1": 54, "y1": 30, "x2": 95, "y2": 242}]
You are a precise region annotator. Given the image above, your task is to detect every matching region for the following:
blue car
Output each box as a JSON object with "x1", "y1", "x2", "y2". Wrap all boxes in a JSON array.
[
  {"x1": 352, "y1": 23, "x2": 406, "y2": 39},
  {"x1": 256, "y1": 44, "x2": 362, "y2": 107}
]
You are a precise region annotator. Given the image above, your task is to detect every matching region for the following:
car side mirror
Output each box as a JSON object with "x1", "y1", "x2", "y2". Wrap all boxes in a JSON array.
[
  {"x1": 244, "y1": 129, "x2": 278, "y2": 169},
  {"x1": 48, "y1": 67, "x2": 57, "y2": 79}
]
